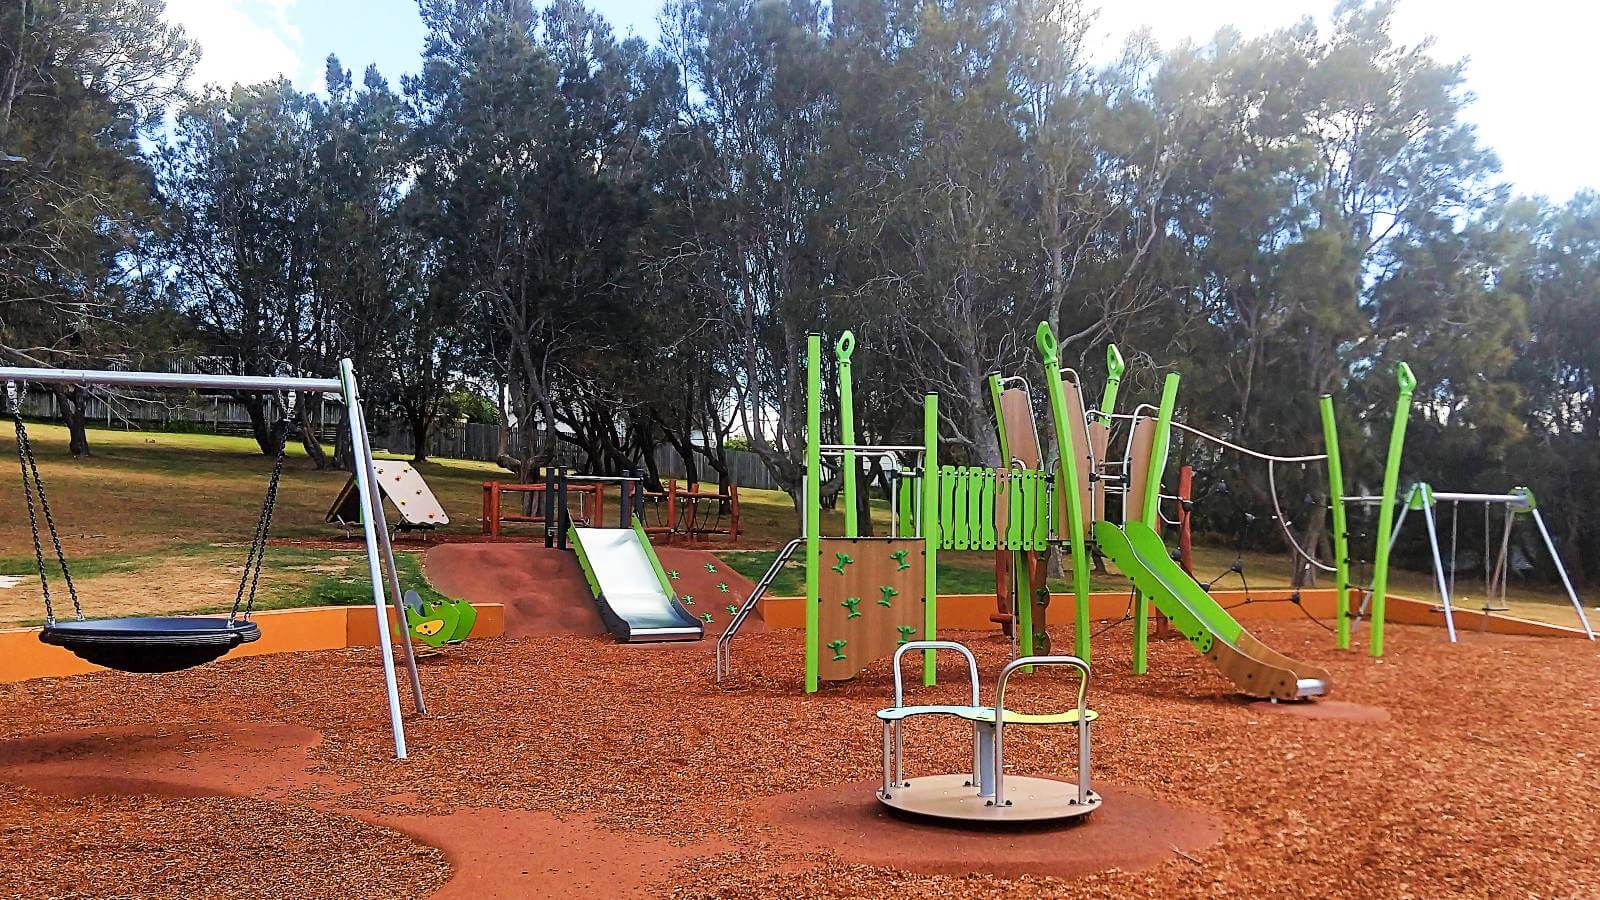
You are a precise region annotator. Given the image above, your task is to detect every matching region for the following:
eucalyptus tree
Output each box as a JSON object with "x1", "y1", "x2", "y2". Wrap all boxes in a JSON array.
[
  {"x1": 408, "y1": 0, "x2": 666, "y2": 480},
  {"x1": 156, "y1": 80, "x2": 317, "y2": 454},
  {"x1": 658, "y1": 0, "x2": 834, "y2": 509},
  {"x1": 0, "y1": 0, "x2": 197, "y2": 454}
]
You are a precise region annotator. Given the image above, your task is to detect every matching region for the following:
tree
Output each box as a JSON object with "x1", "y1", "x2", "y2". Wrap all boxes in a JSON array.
[
  {"x1": 659, "y1": 0, "x2": 834, "y2": 511},
  {"x1": 156, "y1": 80, "x2": 316, "y2": 455},
  {"x1": 0, "y1": 0, "x2": 197, "y2": 455},
  {"x1": 408, "y1": 0, "x2": 666, "y2": 480}
]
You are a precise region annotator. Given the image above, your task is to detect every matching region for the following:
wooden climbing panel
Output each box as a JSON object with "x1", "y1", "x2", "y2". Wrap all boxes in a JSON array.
[
  {"x1": 816, "y1": 537, "x2": 925, "y2": 682},
  {"x1": 997, "y1": 387, "x2": 1042, "y2": 468},
  {"x1": 1125, "y1": 416, "x2": 1158, "y2": 527}
]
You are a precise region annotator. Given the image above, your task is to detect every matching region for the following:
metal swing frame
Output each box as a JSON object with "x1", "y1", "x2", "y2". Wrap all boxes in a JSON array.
[
  {"x1": 1, "y1": 360, "x2": 426, "y2": 759},
  {"x1": 1352, "y1": 484, "x2": 1594, "y2": 642}
]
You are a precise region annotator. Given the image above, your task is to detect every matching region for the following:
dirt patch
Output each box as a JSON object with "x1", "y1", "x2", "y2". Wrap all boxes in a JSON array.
[
  {"x1": 423, "y1": 543, "x2": 603, "y2": 638},
  {"x1": 422, "y1": 541, "x2": 760, "y2": 640},
  {"x1": 759, "y1": 778, "x2": 1220, "y2": 878},
  {"x1": 0, "y1": 784, "x2": 450, "y2": 900}
]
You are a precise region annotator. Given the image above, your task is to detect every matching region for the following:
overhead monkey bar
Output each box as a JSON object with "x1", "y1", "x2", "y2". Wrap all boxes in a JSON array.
[{"x1": 0, "y1": 361, "x2": 424, "y2": 759}]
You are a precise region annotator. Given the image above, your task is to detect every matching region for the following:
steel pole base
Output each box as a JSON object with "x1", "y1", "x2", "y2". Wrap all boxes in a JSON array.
[{"x1": 877, "y1": 774, "x2": 1101, "y2": 825}]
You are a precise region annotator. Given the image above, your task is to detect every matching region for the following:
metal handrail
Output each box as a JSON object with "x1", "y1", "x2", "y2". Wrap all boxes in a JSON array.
[
  {"x1": 714, "y1": 538, "x2": 803, "y2": 681},
  {"x1": 992, "y1": 655, "x2": 1092, "y2": 807},
  {"x1": 887, "y1": 641, "x2": 983, "y2": 792}
]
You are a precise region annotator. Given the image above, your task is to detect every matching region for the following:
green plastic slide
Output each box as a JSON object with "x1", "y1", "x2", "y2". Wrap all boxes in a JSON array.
[{"x1": 1095, "y1": 521, "x2": 1330, "y2": 701}]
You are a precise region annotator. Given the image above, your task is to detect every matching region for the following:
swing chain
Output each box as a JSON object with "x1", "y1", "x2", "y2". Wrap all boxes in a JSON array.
[
  {"x1": 231, "y1": 424, "x2": 289, "y2": 622},
  {"x1": 10, "y1": 404, "x2": 82, "y2": 624}
]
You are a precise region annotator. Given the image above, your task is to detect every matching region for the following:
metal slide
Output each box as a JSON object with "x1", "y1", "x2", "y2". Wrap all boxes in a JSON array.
[
  {"x1": 1095, "y1": 520, "x2": 1330, "y2": 701},
  {"x1": 570, "y1": 520, "x2": 704, "y2": 643}
]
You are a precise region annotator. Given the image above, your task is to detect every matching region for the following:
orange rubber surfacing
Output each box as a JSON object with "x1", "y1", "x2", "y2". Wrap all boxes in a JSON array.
[
  {"x1": 762, "y1": 778, "x2": 1218, "y2": 879},
  {"x1": 815, "y1": 537, "x2": 924, "y2": 681}
]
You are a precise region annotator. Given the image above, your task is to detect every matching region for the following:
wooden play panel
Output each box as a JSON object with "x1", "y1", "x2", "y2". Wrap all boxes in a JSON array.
[{"x1": 878, "y1": 773, "x2": 1102, "y2": 825}]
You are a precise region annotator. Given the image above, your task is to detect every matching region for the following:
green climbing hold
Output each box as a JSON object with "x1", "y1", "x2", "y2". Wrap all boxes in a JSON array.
[
  {"x1": 726, "y1": 604, "x2": 738, "y2": 615},
  {"x1": 890, "y1": 549, "x2": 910, "y2": 571},
  {"x1": 827, "y1": 639, "x2": 848, "y2": 661},
  {"x1": 667, "y1": 569, "x2": 681, "y2": 581},
  {"x1": 700, "y1": 613, "x2": 714, "y2": 624},
  {"x1": 716, "y1": 581, "x2": 730, "y2": 593},
  {"x1": 682, "y1": 595, "x2": 695, "y2": 604},
  {"x1": 896, "y1": 625, "x2": 917, "y2": 645},
  {"x1": 704, "y1": 562, "x2": 718, "y2": 573},
  {"x1": 831, "y1": 551, "x2": 854, "y2": 575},
  {"x1": 878, "y1": 585, "x2": 899, "y2": 606},
  {"x1": 841, "y1": 597, "x2": 862, "y2": 618}
]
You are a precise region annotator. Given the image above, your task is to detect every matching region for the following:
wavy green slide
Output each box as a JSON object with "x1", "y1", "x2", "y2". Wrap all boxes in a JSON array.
[{"x1": 1095, "y1": 520, "x2": 1330, "y2": 701}]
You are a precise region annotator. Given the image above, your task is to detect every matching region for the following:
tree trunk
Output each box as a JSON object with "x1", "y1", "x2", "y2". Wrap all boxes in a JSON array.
[
  {"x1": 52, "y1": 386, "x2": 91, "y2": 457},
  {"x1": 241, "y1": 394, "x2": 276, "y2": 456},
  {"x1": 408, "y1": 403, "x2": 431, "y2": 464},
  {"x1": 296, "y1": 392, "x2": 329, "y2": 469}
]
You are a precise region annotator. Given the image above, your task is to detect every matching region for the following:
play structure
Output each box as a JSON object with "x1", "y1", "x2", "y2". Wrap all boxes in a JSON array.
[
  {"x1": 875, "y1": 641, "x2": 1100, "y2": 824},
  {"x1": 399, "y1": 589, "x2": 478, "y2": 649},
  {"x1": 551, "y1": 471, "x2": 703, "y2": 642},
  {"x1": 327, "y1": 460, "x2": 448, "y2": 539},
  {"x1": 481, "y1": 472, "x2": 740, "y2": 544},
  {"x1": 642, "y1": 479, "x2": 741, "y2": 543},
  {"x1": 481, "y1": 477, "x2": 603, "y2": 537},
  {"x1": 3, "y1": 362, "x2": 424, "y2": 758},
  {"x1": 716, "y1": 322, "x2": 1457, "y2": 701}
]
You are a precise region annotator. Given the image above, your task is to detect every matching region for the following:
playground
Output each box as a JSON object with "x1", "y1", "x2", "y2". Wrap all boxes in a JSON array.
[{"x1": 2, "y1": 342, "x2": 1598, "y2": 899}]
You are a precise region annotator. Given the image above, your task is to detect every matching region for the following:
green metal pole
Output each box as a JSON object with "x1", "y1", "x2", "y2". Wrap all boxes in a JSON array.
[
  {"x1": 1099, "y1": 344, "x2": 1126, "y2": 416},
  {"x1": 1035, "y1": 322, "x2": 1091, "y2": 661},
  {"x1": 1369, "y1": 361, "x2": 1417, "y2": 659},
  {"x1": 1319, "y1": 394, "x2": 1351, "y2": 650},
  {"x1": 1132, "y1": 372, "x2": 1180, "y2": 675},
  {"x1": 836, "y1": 332, "x2": 858, "y2": 538},
  {"x1": 804, "y1": 334, "x2": 823, "y2": 693},
  {"x1": 921, "y1": 392, "x2": 940, "y2": 686}
]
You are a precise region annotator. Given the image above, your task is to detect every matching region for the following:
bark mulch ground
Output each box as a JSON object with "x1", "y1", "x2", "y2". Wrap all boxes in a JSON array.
[{"x1": 0, "y1": 620, "x2": 1595, "y2": 898}]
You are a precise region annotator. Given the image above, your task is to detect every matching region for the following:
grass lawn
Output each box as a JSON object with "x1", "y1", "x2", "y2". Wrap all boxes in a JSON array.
[{"x1": 1, "y1": 421, "x2": 1591, "y2": 630}]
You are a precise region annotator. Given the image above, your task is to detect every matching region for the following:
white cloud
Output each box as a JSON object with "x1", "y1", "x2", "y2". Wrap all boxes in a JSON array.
[
  {"x1": 1084, "y1": 1, "x2": 1600, "y2": 200},
  {"x1": 164, "y1": 0, "x2": 303, "y2": 90}
]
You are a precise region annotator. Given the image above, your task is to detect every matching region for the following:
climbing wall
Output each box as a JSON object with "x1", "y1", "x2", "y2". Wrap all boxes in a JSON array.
[
  {"x1": 656, "y1": 548, "x2": 758, "y2": 638},
  {"x1": 816, "y1": 537, "x2": 925, "y2": 682}
]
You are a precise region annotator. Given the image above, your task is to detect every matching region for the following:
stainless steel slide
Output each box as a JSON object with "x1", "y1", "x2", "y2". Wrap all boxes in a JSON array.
[{"x1": 571, "y1": 522, "x2": 704, "y2": 642}]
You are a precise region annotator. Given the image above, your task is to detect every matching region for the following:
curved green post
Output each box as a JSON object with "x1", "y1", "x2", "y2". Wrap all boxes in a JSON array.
[
  {"x1": 986, "y1": 373, "x2": 1010, "y2": 465},
  {"x1": 921, "y1": 392, "x2": 940, "y2": 685},
  {"x1": 836, "y1": 332, "x2": 858, "y2": 537},
  {"x1": 804, "y1": 334, "x2": 823, "y2": 692},
  {"x1": 1369, "y1": 361, "x2": 1417, "y2": 659},
  {"x1": 1099, "y1": 344, "x2": 1126, "y2": 416},
  {"x1": 1132, "y1": 372, "x2": 1180, "y2": 675},
  {"x1": 1035, "y1": 322, "x2": 1090, "y2": 661},
  {"x1": 1319, "y1": 394, "x2": 1351, "y2": 650}
]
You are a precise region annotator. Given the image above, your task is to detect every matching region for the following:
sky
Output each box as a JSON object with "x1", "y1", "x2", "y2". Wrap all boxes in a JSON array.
[{"x1": 162, "y1": 0, "x2": 1600, "y2": 201}]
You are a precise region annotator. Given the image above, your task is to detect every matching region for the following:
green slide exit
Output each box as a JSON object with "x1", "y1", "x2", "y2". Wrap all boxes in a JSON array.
[{"x1": 1095, "y1": 520, "x2": 1330, "y2": 701}]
